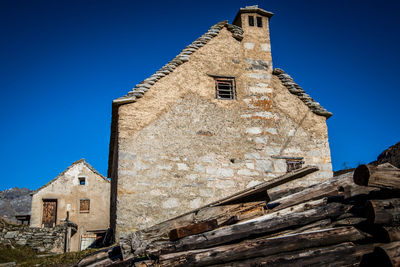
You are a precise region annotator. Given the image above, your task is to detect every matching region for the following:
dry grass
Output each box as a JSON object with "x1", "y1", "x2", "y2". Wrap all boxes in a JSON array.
[{"x1": 0, "y1": 244, "x2": 98, "y2": 266}]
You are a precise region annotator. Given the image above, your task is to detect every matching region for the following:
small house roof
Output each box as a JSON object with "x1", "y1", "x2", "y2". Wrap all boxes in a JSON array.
[{"x1": 31, "y1": 159, "x2": 109, "y2": 195}]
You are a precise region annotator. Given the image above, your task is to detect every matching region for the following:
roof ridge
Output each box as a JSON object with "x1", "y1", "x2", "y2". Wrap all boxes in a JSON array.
[
  {"x1": 32, "y1": 159, "x2": 108, "y2": 195},
  {"x1": 113, "y1": 21, "x2": 243, "y2": 106},
  {"x1": 272, "y1": 68, "x2": 332, "y2": 119}
]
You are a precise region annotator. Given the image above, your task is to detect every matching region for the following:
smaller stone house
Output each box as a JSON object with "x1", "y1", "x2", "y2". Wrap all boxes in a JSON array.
[{"x1": 30, "y1": 159, "x2": 110, "y2": 252}]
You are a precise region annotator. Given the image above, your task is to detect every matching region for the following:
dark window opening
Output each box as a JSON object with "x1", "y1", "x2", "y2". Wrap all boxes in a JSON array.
[
  {"x1": 80, "y1": 199, "x2": 90, "y2": 213},
  {"x1": 215, "y1": 78, "x2": 235, "y2": 100},
  {"x1": 257, "y1": 17, "x2": 263, "y2": 27},
  {"x1": 286, "y1": 159, "x2": 304, "y2": 172},
  {"x1": 79, "y1": 177, "x2": 86, "y2": 185},
  {"x1": 248, "y1": 16, "x2": 254, "y2": 26}
]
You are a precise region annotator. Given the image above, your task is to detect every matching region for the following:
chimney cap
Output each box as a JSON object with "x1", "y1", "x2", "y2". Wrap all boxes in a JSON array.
[{"x1": 233, "y1": 5, "x2": 274, "y2": 25}]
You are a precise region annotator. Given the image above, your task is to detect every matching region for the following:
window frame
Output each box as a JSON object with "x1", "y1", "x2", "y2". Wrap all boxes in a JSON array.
[
  {"x1": 248, "y1": 15, "x2": 255, "y2": 26},
  {"x1": 214, "y1": 77, "x2": 236, "y2": 100},
  {"x1": 256, "y1": 17, "x2": 263, "y2": 28},
  {"x1": 78, "y1": 177, "x2": 86, "y2": 185},
  {"x1": 79, "y1": 199, "x2": 90, "y2": 213},
  {"x1": 286, "y1": 159, "x2": 304, "y2": 172}
]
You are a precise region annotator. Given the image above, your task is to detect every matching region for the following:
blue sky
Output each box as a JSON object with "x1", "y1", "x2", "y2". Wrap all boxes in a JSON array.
[{"x1": 0, "y1": 0, "x2": 399, "y2": 190}]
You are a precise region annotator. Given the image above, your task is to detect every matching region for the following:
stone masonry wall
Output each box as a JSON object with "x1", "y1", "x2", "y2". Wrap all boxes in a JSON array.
[
  {"x1": 0, "y1": 219, "x2": 74, "y2": 253},
  {"x1": 113, "y1": 14, "x2": 332, "y2": 237}
]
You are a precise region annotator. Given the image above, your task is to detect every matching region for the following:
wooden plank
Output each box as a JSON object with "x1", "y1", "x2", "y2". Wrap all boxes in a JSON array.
[
  {"x1": 159, "y1": 227, "x2": 369, "y2": 266},
  {"x1": 169, "y1": 219, "x2": 218, "y2": 241},
  {"x1": 42, "y1": 200, "x2": 57, "y2": 227}
]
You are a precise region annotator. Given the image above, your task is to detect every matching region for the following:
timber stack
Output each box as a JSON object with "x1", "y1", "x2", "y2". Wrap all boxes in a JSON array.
[{"x1": 76, "y1": 163, "x2": 400, "y2": 267}]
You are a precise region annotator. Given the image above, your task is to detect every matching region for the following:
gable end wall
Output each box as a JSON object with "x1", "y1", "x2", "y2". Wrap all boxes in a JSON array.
[{"x1": 113, "y1": 25, "x2": 332, "y2": 237}]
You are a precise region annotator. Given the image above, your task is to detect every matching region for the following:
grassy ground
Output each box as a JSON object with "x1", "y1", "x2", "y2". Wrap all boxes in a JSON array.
[{"x1": 0, "y1": 244, "x2": 98, "y2": 266}]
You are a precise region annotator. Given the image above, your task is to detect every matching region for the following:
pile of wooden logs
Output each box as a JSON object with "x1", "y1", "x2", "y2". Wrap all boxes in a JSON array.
[{"x1": 76, "y1": 163, "x2": 400, "y2": 267}]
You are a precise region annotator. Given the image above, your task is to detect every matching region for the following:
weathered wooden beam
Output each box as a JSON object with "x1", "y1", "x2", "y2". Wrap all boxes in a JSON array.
[
  {"x1": 207, "y1": 165, "x2": 319, "y2": 206},
  {"x1": 267, "y1": 179, "x2": 343, "y2": 212},
  {"x1": 215, "y1": 243, "x2": 375, "y2": 267},
  {"x1": 153, "y1": 202, "x2": 349, "y2": 255},
  {"x1": 159, "y1": 227, "x2": 369, "y2": 266},
  {"x1": 354, "y1": 163, "x2": 400, "y2": 190},
  {"x1": 365, "y1": 198, "x2": 400, "y2": 225},
  {"x1": 169, "y1": 219, "x2": 218, "y2": 241}
]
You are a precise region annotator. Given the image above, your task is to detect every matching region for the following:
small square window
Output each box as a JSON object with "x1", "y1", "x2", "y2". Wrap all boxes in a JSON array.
[
  {"x1": 257, "y1": 17, "x2": 263, "y2": 27},
  {"x1": 80, "y1": 199, "x2": 90, "y2": 213},
  {"x1": 286, "y1": 159, "x2": 304, "y2": 172},
  {"x1": 79, "y1": 177, "x2": 86, "y2": 185},
  {"x1": 215, "y1": 78, "x2": 235, "y2": 100},
  {"x1": 248, "y1": 16, "x2": 254, "y2": 26}
]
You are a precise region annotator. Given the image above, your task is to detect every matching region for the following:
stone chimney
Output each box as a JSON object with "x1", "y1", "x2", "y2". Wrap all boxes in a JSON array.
[{"x1": 233, "y1": 5, "x2": 274, "y2": 75}]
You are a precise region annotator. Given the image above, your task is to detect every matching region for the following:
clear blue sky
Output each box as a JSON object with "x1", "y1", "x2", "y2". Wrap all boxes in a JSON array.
[{"x1": 1, "y1": 0, "x2": 399, "y2": 190}]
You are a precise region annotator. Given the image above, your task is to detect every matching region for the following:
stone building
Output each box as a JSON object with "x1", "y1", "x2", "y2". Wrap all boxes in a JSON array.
[
  {"x1": 30, "y1": 159, "x2": 110, "y2": 252},
  {"x1": 108, "y1": 6, "x2": 333, "y2": 239}
]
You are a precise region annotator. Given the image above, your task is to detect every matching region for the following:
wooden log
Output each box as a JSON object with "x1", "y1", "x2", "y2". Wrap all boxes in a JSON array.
[
  {"x1": 354, "y1": 164, "x2": 400, "y2": 190},
  {"x1": 361, "y1": 241, "x2": 400, "y2": 267},
  {"x1": 208, "y1": 165, "x2": 318, "y2": 206},
  {"x1": 159, "y1": 227, "x2": 368, "y2": 266},
  {"x1": 153, "y1": 202, "x2": 350, "y2": 255},
  {"x1": 215, "y1": 243, "x2": 375, "y2": 267},
  {"x1": 154, "y1": 198, "x2": 327, "y2": 253},
  {"x1": 264, "y1": 218, "x2": 332, "y2": 238},
  {"x1": 76, "y1": 245, "x2": 122, "y2": 267},
  {"x1": 383, "y1": 226, "x2": 400, "y2": 242},
  {"x1": 331, "y1": 213, "x2": 367, "y2": 226},
  {"x1": 267, "y1": 180, "x2": 342, "y2": 211},
  {"x1": 124, "y1": 166, "x2": 318, "y2": 257},
  {"x1": 169, "y1": 219, "x2": 218, "y2": 241},
  {"x1": 365, "y1": 198, "x2": 400, "y2": 225},
  {"x1": 125, "y1": 201, "x2": 266, "y2": 257}
]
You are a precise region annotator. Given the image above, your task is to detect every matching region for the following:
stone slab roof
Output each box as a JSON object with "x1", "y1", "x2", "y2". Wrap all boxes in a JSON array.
[
  {"x1": 112, "y1": 21, "x2": 243, "y2": 106},
  {"x1": 31, "y1": 159, "x2": 109, "y2": 195},
  {"x1": 273, "y1": 68, "x2": 333, "y2": 119}
]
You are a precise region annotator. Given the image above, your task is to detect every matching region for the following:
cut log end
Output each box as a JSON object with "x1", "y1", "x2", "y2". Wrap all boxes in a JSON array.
[
  {"x1": 371, "y1": 246, "x2": 397, "y2": 267},
  {"x1": 365, "y1": 201, "x2": 376, "y2": 224},
  {"x1": 354, "y1": 164, "x2": 371, "y2": 186}
]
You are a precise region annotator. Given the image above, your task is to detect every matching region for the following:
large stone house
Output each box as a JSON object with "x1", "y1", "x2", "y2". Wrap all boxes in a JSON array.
[
  {"x1": 30, "y1": 159, "x2": 110, "y2": 251},
  {"x1": 108, "y1": 6, "x2": 333, "y2": 239}
]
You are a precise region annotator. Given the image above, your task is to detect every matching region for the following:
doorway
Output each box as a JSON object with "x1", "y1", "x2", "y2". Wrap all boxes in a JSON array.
[{"x1": 42, "y1": 199, "x2": 57, "y2": 227}]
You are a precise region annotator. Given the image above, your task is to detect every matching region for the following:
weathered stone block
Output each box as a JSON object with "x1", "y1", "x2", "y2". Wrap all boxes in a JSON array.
[
  {"x1": 177, "y1": 163, "x2": 189, "y2": 171},
  {"x1": 246, "y1": 127, "x2": 262, "y2": 135},
  {"x1": 4, "y1": 231, "x2": 18, "y2": 239},
  {"x1": 163, "y1": 198, "x2": 179, "y2": 209},
  {"x1": 256, "y1": 159, "x2": 273, "y2": 172},
  {"x1": 244, "y1": 42, "x2": 255, "y2": 49}
]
